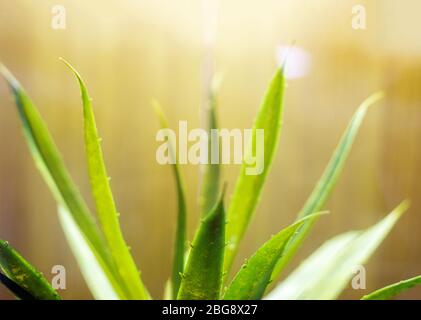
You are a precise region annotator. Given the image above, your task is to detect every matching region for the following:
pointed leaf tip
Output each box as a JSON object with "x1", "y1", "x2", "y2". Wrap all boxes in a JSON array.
[
  {"x1": 392, "y1": 199, "x2": 411, "y2": 218},
  {"x1": 64, "y1": 62, "x2": 149, "y2": 299},
  {"x1": 224, "y1": 67, "x2": 286, "y2": 276},
  {"x1": 361, "y1": 91, "x2": 385, "y2": 110},
  {"x1": 178, "y1": 195, "x2": 225, "y2": 300},
  {"x1": 362, "y1": 274, "x2": 421, "y2": 300},
  {"x1": 2, "y1": 65, "x2": 129, "y2": 299},
  {"x1": 0, "y1": 64, "x2": 21, "y2": 92},
  {"x1": 268, "y1": 91, "x2": 387, "y2": 284},
  {"x1": 153, "y1": 101, "x2": 187, "y2": 299}
]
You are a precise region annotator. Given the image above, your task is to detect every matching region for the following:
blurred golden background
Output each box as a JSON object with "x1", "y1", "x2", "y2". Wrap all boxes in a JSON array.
[{"x1": 0, "y1": 0, "x2": 420, "y2": 299}]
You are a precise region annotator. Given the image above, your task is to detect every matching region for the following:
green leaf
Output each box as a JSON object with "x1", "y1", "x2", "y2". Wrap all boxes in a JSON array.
[
  {"x1": 199, "y1": 76, "x2": 221, "y2": 216},
  {"x1": 62, "y1": 59, "x2": 149, "y2": 300},
  {"x1": 163, "y1": 280, "x2": 173, "y2": 300},
  {"x1": 58, "y1": 206, "x2": 120, "y2": 299},
  {"x1": 0, "y1": 271, "x2": 36, "y2": 300},
  {"x1": 0, "y1": 240, "x2": 60, "y2": 300},
  {"x1": 223, "y1": 212, "x2": 327, "y2": 300},
  {"x1": 270, "y1": 92, "x2": 384, "y2": 282},
  {"x1": 298, "y1": 92, "x2": 384, "y2": 218},
  {"x1": 224, "y1": 68, "x2": 285, "y2": 276},
  {"x1": 362, "y1": 274, "x2": 421, "y2": 300},
  {"x1": 266, "y1": 200, "x2": 409, "y2": 300},
  {"x1": 0, "y1": 64, "x2": 124, "y2": 299},
  {"x1": 153, "y1": 101, "x2": 187, "y2": 299},
  {"x1": 177, "y1": 190, "x2": 226, "y2": 300}
]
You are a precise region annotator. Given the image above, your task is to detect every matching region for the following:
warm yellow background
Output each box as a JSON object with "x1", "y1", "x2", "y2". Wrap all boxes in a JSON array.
[{"x1": 0, "y1": 0, "x2": 420, "y2": 299}]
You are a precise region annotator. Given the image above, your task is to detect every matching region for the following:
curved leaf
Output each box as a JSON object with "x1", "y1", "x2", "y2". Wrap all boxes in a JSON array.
[
  {"x1": 266, "y1": 200, "x2": 409, "y2": 300},
  {"x1": 0, "y1": 240, "x2": 60, "y2": 300},
  {"x1": 225, "y1": 68, "x2": 285, "y2": 276},
  {"x1": 153, "y1": 101, "x2": 187, "y2": 299},
  {"x1": 199, "y1": 76, "x2": 221, "y2": 216},
  {"x1": 270, "y1": 92, "x2": 384, "y2": 282},
  {"x1": 62, "y1": 59, "x2": 149, "y2": 300},
  {"x1": 223, "y1": 212, "x2": 326, "y2": 300},
  {"x1": 0, "y1": 64, "x2": 124, "y2": 299},
  {"x1": 362, "y1": 275, "x2": 421, "y2": 300}
]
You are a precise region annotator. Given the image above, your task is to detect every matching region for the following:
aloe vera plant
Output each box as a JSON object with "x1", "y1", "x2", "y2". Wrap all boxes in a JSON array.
[{"x1": 0, "y1": 60, "x2": 418, "y2": 300}]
